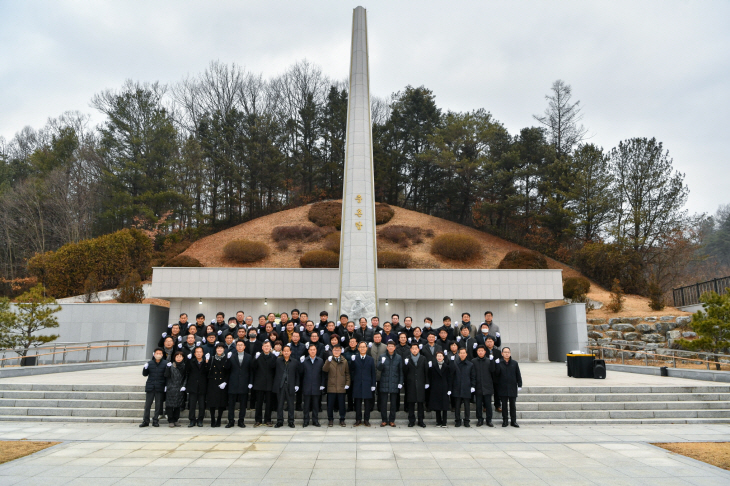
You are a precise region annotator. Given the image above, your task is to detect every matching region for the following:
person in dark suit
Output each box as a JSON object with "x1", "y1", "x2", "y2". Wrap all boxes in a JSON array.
[
  {"x1": 350, "y1": 341, "x2": 376, "y2": 426},
  {"x1": 495, "y1": 346, "x2": 522, "y2": 428},
  {"x1": 185, "y1": 346, "x2": 208, "y2": 427},
  {"x1": 403, "y1": 343, "x2": 430, "y2": 427},
  {"x1": 486, "y1": 336, "x2": 503, "y2": 413},
  {"x1": 428, "y1": 350, "x2": 452, "y2": 427},
  {"x1": 452, "y1": 347, "x2": 475, "y2": 427},
  {"x1": 456, "y1": 326, "x2": 478, "y2": 359},
  {"x1": 299, "y1": 344, "x2": 325, "y2": 427},
  {"x1": 376, "y1": 341, "x2": 403, "y2": 427},
  {"x1": 273, "y1": 345, "x2": 298, "y2": 428},
  {"x1": 141, "y1": 348, "x2": 167, "y2": 427},
  {"x1": 225, "y1": 340, "x2": 253, "y2": 428},
  {"x1": 472, "y1": 345, "x2": 496, "y2": 427},
  {"x1": 206, "y1": 343, "x2": 229, "y2": 427},
  {"x1": 252, "y1": 341, "x2": 277, "y2": 426}
]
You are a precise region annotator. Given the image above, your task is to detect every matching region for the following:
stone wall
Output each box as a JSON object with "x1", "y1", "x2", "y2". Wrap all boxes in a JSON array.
[{"x1": 587, "y1": 315, "x2": 695, "y2": 358}]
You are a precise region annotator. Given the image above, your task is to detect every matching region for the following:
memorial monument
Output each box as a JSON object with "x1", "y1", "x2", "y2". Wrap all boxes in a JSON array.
[{"x1": 338, "y1": 7, "x2": 379, "y2": 320}]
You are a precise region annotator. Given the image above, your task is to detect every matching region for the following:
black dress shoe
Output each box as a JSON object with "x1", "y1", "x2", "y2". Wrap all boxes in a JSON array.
[
  {"x1": 502, "y1": 421, "x2": 508, "y2": 427},
  {"x1": 238, "y1": 422, "x2": 246, "y2": 428},
  {"x1": 341, "y1": 420, "x2": 347, "y2": 427},
  {"x1": 464, "y1": 422, "x2": 470, "y2": 428},
  {"x1": 302, "y1": 422, "x2": 309, "y2": 427},
  {"x1": 313, "y1": 422, "x2": 321, "y2": 427},
  {"x1": 197, "y1": 420, "x2": 204, "y2": 427},
  {"x1": 225, "y1": 422, "x2": 234, "y2": 428},
  {"x1": 363, "y1": 421, "x2": 370, "y2": 427},
  {"x1": 487, "y1": 421, "x2": 494, "y2": 427},
  {"x1": 188, "y1": 421, "x2": 196, "y2": 428},
  {"x1": 408, "y1": 423, "x2": 415, "y2": 427},
  {"x1": 274, "y1": 423, "x2": 283, "y2": 428},
  {"x1": 454, "y1": 421, "x2": 461, "y2": 427},
  {"x1": 152, "y1": 421, "x2": 159, "y2": 427},
  {"x1": 139, "y1": 422, "x2": 149, "y2": 428},
  {"x1": 288, "y1": 422, "x2": 295, "y2": 428},
  {"x1": 511, "y1": 422, "x2": 520, "y2": 428},
  {"x1": 477, "y1": 419, "x2": 484, "y2": 427},
  {"x1": 329, "y1": 420, "x2": 334, "y2": 427},
  {"x1": 417, "y1": 422, "x2": 426, "y2": 428}
]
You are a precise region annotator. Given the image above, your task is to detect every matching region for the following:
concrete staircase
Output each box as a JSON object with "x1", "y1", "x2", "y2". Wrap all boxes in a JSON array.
[{"x1": 0, "y1": 383, "x2": 728, "y2": 424}]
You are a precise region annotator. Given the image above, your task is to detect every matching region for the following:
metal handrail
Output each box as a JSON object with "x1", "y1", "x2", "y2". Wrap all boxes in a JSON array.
[
  {"x1": 587, "y1": 345, "x2": 730, "y2": 370},
  {"x1": 0, "y1": 341, "x2": 142, "y2": 368},
  {"x1": 673, "y1": 277, "x2": 730, "y2": 307}
]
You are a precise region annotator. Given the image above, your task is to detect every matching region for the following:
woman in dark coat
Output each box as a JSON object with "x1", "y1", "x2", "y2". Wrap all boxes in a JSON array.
[
  {"x1": 162, "y1": 337, "x2": 177, "y2": 362},
  {"x1": 495, "y1": 346, "x2": 522, "y2": 428},
  {"x1": 206, "y1": 343, "x2": 229, "y2": 427},
  {"x1": 185, "y1": 346, "x2": 208, "y2": 427},
  {"x1": 165, "y1": 351, "x2": 187, "y2": 427},
  {"x1": 428, "y1": 351, "x2": 453, "y2": 427}
]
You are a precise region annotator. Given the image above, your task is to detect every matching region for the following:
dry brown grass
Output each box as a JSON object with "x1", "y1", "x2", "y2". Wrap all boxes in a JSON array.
[
  {"x1": 653, "y1": 442, "x2": 730, "y2": 470},
  {"x1": 0, "y1": 441, "x2": 59, "y2": 465}
]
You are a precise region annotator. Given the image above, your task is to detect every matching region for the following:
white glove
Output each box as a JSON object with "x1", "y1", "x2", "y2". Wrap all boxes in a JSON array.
[
  {"x1": 371, "y1": 386, "x2": 376, "y2": 391},
  {"x1": 495, "y1": 359, "x2": 500, "y2": 364},
  {"x1": 341, "y1": 336, "x2": 345, "y2": 341},
  {"x1": 325, "y1": 345, "x2": 329, "y2": 351},
  {"x1": 227, "y1": 352, "x2": 232, "y2": 358},
  {"x1": 178, "y1": 336, "x2": 182, "y2": 341},
  {"x1": 351, "y1": 355, "x2": 355, "y2": 361},
  {"x1": 320, "y1": 330, "x2": 324, "y2": 335},
  {"x1": 287, "y1": 343, "x2": 291, "y2": 347},
  {"x1": 419, "y1": 344, "x2": 423, "y2": 349},
  {"x1": 428, "y1": 361, "x2": 432, "y2": 368},
  {"x1": 219, "y1": 382, "x2": 226, "y2": 389},
  {"x1": 320, "y1": 386, "x2": 325, "y2": 391},
  {"x1": 328, "y1": 356, "x2": 332, "y2": 362},
  {"x1": 408, "y1": 337, "x2": 412, "y2": 343},
  {"x1": 162, "y1": 332, "x2": 167, "y2": 338},
  {"x1": 489, "y1": 355, "x2": 493, "y2": 360},
  {"x1": 425, "y1": 384, "x2": 429, "y2": 389},
  {"x1": 450, "y1": 356, "x2": 455, "y2": 361},
  {"x1": 336, "y1": 322, "x2": 340, "y2": 327},
  {"x1": 471, "y1": 387, "x2": 475, "y2": 393},
  {"x1": 295, "y1": 386, "x2": 299, "y2": 392},
  {"x1": 144, "y1": 363, "x2": 148, "y2": 369},
  {"x1": 165, "y1": 386, "x2": 167, "y2": 392},
  {"x1": 187, "y1": 353, "x2": 192, "y2": 359},
  {"x1": 381, "y1": 356, "x2": 386, "y2": 363},
  {"x1": 167, "y1": 362, "x2": 172, "y2": 367},
  {"x1": 300, "y1": 326, "x2": 304, "y2": 332},
  {"x1": 473, "y1": 343, "x2": 477, "y2": 349},
  {"x1": 178, "y1": 343, "x2": 182, "y2": 348},
  {"x1": 168, "y1": 323, "x2": 173, "y2": 328},
  {"x1": 211, "y1": 319, "x2": 216, "y2": 324},
  {"x1": 217, "y1": 330, "x2": 222, "y2": 335},
  {"x1": 397, "y1": 384, "x2": 402, "y2": 389},
  {"x1": 205, "y1": 353, "x2": 210, "y2": 360},
  {"x1": 248, "y1": 384, "x2": 253, "y2": 389},
  {"x1": 456, "y1": 336, "x2": 461, "y2": 342},
  {"x1": 404, "y1": 358, "x2": 409, "y2": 365},
  {"x1": 305, "y1": 342, "x2": 310, "y2": 349},
  {"x1": 368, "y1": 342, "x2": 372, "y2": 348},
  {"x1": 344, "y1": 385, "x2": 349, "y2": 390},
  {"x1": 180, "y1": 387, "x2": 186, "y2": 392},
  {"x1": 496, "y1": 332, "x2": 500, "y2": 338},
  {"x1": 447, "y1": 391, "x2": 451, "y2": 395},
  {"x1": 273, "y1": 351, "x2": 279, "y2": 356},
  {"x1": 255, "y1": 352, "x2": 261, "y2": 359},
  {"x1": 518, "y1": 387, "x2": 522, "y2": 392},
  {"x1": 300, "y1": 356, "x2": 305, "y2": 363}
]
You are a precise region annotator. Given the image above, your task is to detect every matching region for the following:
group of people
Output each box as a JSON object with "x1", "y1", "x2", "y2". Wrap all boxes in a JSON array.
[{"x1": 141, "y1": 309, "x2": 523, "y2": 429}]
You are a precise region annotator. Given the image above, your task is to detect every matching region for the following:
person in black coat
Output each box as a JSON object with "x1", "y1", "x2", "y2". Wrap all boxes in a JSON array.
[
  {"x1": 252, "y1": 341, "x2": 278, "y2": 426},
  {"x1": 298, "y1": 345, "x2": 325, "y2": 426},
  {"x1": 403, "y1": 343, "x2": 430, "y2": 427},
  {"x1": 164, "y1": 351, "x2": 187, "y2": 427},
  {"x1": 350, "y1": 341, "x2": 376, "y2": 426},
  {"x1": 158, "y1": 324, "x2": 184, "y2": 349},
  {"x1": 185, "y1": 346, "x2": 208, "y2": 427},
  {"x1": 245, "y1": 331, "x2": 262, "y2": 356},
  {"x1": 375, "y1": 341, "x2": 402, "y2": 427},
  {"x1": 141, "y1": 348, "x2": 168, "y2": 427},
  {"x1": 207, "y1": 343, "x2": 229, "y2": 427},
  {"x1": 495, "y1": 347, "x2": 522, "y2": 427},
  {"x1": 456, "y1": 326, "x2": 478, "y2": 359},
  {"x1": 273, "y1": 346, "x2": 299, "y2": 428},
  {"x1": 452, "y1": 347, "x2": 475, "y2": 427},
  {"x1": 354, "y1": 317, "x2": 374, "y2": 343},
  {"x1": 472, "y1": 345, "x2": 496, "y2": 427},
  {"x1": 476, "y1": 323, "x2": 502, "y2": 348},
  {"x1": 428, "y1": 351, "x2": 453, "y2": 427},
  {"x1": 486, "y1": 337, "x2": 503, "y2": 412},
  {"x1": 225, "y1": 340, "x2": 253, "y2": 428}
]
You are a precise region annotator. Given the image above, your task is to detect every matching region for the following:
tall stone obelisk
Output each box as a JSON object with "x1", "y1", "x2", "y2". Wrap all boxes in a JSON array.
[{"x1": 338, "y1": 6, "x2": 378, "y2": 320}]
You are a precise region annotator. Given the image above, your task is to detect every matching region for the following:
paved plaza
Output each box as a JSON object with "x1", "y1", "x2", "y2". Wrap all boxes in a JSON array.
[{"x1": 0, "y1": 421, "x2": 729, "y2": 486}]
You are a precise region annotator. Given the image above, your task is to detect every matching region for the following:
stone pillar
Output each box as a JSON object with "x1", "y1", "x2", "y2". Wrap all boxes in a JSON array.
[
  {"x1": 534, "y1": 301, "x2": 549, "y2": 362},
  {"x1": 338, "y1": 6, "x2": 379, "y2": 321}
]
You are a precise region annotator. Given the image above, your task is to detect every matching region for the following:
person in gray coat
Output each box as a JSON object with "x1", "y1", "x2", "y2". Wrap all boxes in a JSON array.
[{"x1": 376, "y1": 341, "x2": 403, "y2": 427}]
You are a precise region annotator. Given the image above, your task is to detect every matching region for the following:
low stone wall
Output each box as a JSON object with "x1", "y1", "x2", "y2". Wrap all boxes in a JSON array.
[{"x1": 587, "y1": 315, "x2": 694, "y2": 358}]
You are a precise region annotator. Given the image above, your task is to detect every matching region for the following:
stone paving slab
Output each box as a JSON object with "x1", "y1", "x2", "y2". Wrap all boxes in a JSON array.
[{"x1": 0, "y1": 422, "x2": 729, "y2": 485}]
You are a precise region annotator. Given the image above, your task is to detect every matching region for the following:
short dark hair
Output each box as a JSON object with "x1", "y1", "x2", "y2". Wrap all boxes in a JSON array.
[
  {"x1": 216, "y1": 312, "x2": 225, "y2": 318},
  {"x1": 228, "y1": 317, "x2": 236, "y2": 322},
  {"x1": 386, "y1": 341, "x2": 396, "y2": 347},
  {"x1": 333, "y1": 344, "x2": 342, "y2": 350},
  {"x1": 443, "y1": 316, "x2": 451, "y2": 321},
  {"x1": 410, "y1": 343, "x2": 419, "y2": 349},
  {"x1": 292, "y1": 308, "x2": 300, "y2": 314},
  {"x1": 258, "y1": 315, "x2": 266, "y2": 320},
  {"x1": 485, "y1": 311, "x2": 493, "y2": 316},
  {"x1": 280, "y1": 312, "x2": 288, "y2": 317},
  {"x1": 320, "y1": 311, "x2": 328, "y2": 317},
  {"x1": 237, "y1": 310, "x2": 244, "y2": 315},
  {"x1": 439, "y1": 327, "x2": 447, "y2": 334},
  {"x1": 179, "y1": 313, "x2": 187, "y2": 318},
  {"x1": 391, "y1": 314, "x2": 399, "y2": 319},
  {"x1": 486, "y1": 336, "x2": 494, "y2": 342},
  {"x1": 371, "y1": 316, "x2": 379, "y2": 320},
  {"x1": 404, "y1": 316, "x2": 412, "y2": 321},
  {"x1": 424, "y1": 317, "x2": 432, "y2": 323},
  {"x1": 196, "y1": 313, "x2": 205, "y2": 319},
  {"x1": 153, "y1": 347, "x2": 164, "y2": 354},
  {"x1": 300, "y1": 312, "x2": 308, "y2": 317},
  {"x1": 413, "y1": 326, "x2": 421, "y2": 332},
  {"x1": 462, "y1": 312, "x2": 470, "y2": 318},
  {"x1": 340, "y1": 314, "x2": 348, "y2": 319},
  {"x1": 503, "y1": 346, "x2": 510, "y2": 352}
]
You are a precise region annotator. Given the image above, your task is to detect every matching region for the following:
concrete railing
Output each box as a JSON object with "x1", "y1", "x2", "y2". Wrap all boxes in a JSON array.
[{"x1": 0, "y1": 341, "x2": 143, "y2": 368}]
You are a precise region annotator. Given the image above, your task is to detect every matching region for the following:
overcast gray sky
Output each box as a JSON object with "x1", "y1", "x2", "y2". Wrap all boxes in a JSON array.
[{"x1": 1, "y1": 0, "x2": 728, "y2": 216}]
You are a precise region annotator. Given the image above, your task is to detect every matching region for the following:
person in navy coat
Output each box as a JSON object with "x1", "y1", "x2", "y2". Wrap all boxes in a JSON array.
[{"x1": 350, "y1": 341, "x2": 376, "y2": 426}]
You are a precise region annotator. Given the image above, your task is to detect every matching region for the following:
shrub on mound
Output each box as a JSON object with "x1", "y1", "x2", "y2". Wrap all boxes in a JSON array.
[
  {"x1": 375, "y1": 203, "x2": 395, "y2": 224},
  {"x1": 563, "y1": 276, "x2": 590, "y2": 302},
  {"x1": 163, "y1": 255, "x2": 203, "y2": 267},
  {"x1": 223, "y1": 240, "x2": 269, "y2": 263},
  {"x1": 323, "y1": 232, "x2": 341, "y2": 254},
  {"x1": 378, "y1": 225, "x2": 422, "y2": 246},
  {"x1": 309, "y1": 201, "x2": 395, "y2": 229},
  {"x1": 430, "y1": 233, "x2": 482, "y2": 261},
  {"x1": 377, "y1": 251, "x2": 411, "y2": 268},
  {"x1": 272, "y1": 225, "x2": 334, "y2": 243},
  {"x1": 498, "y1": 250, "x2": 548, "y2": 269},
  {"x1": 300, "y1": 250, "x2": 339, "y2": 268}
]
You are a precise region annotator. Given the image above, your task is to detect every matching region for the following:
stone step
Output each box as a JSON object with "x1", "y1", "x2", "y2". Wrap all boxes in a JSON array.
[
  {"x1": 0, "y1": 384, "x2": 143, "y2": 392},
  {"x1": 518, "y1": 393, "x2": 730, "y2": 402},
  {"x1": 0, "y1": 398, "x2": 145, "y2": 409},
  {"x1": 0, "y1": 391, "x2": 147, "y2": 400}
]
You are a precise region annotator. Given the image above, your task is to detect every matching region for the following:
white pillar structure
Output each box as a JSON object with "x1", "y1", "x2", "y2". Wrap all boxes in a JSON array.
[
  {"x1": 338, "y1": 6, "x2": 379, "y2": 320},
  {"x1": 534, "y1": 301, "x2": 550, "y2": 361}
]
